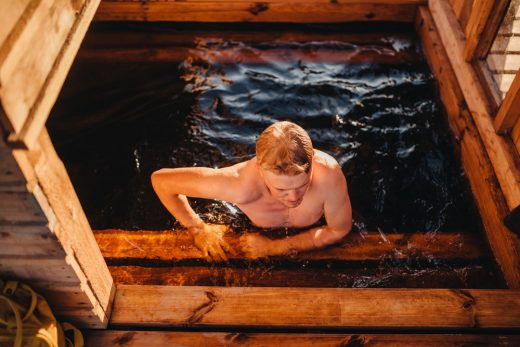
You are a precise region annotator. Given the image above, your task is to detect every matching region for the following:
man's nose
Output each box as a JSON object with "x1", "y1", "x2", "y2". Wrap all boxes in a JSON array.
[{"x1": 286, "y1": 190, "x2": 298, "y2": 200}]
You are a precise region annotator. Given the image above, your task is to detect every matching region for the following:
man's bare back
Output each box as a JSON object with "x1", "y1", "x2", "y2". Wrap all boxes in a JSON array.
[{"x1": 151, "y1": 122, "x2": 352, "y2": 261}]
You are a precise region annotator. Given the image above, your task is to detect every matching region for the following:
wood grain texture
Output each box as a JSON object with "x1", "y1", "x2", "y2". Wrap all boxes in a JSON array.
[
  {"x1": 513, "y1": 116, "x2": 520, "y2": 153},
  {"x1": 417, "y1": 5, "x2": 520, "y2": 288},
  {"x1": 108, "y1": 264, "x2": 501, "y2": 288},
  {"x1": 84, "y1": 331, "x2": 520, "y2": 347},
  {"x1": 111, "y1": 285, "x2": 520, "y2": 328},
  {"x1": 429, "y1": 0, "x2": 520, "y2": 212},
  {"x1": 94, "y1": 0, "x2": 425, "y2": 22},
  {"x1": 450, "y1": 0, "x2": 474, "y2": 31},
  {"x1": 23, "y1": 129, "x2": 115, "y2": 324},
  {"x1": 463, "y1": 0, "x2": 495, "y2": 61},
  {"x1": 7, "y1": 0, "x2": 102, "y2": 149},
  {"x1": 495, "y1": 69, "x2": 520, "y2": 134},
  {"x1": 0, "y1": 0, "x2": 77, "y2": 135},
  {"x1": 472, "y1": 0, "x2": 510, "y2": 59},
  {"x1": 94, "y1": 229, "x2": 487, "y2": 263},
  {"x1": 77, "y1": 47, "x2": 421, "y2": 63}
]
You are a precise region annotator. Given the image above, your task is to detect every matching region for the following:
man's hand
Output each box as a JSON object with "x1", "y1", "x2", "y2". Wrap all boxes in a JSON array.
[
  {"x1": 189, "y1": 223, "x2": 236, "y2": 262},
  {"x1": 239, "y1": 233, "x2": 282, "y2": 259}
]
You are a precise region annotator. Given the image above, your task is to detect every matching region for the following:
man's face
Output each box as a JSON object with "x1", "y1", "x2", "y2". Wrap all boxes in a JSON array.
[{"x1": 260, "y1": 169, "x2": 312, "y2": 208}]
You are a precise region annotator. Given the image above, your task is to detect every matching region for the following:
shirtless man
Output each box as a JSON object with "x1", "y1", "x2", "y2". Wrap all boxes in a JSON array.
[{"x1": 151, "y1": 121, "x2": 352, "y2": 261}]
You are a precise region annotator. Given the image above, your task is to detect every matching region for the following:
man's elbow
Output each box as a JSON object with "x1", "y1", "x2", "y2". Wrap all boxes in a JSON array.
[
  {"x1": 333, "y1": 223, "x2": 352, "y2": 242},
  {"x1": 151, "y1": 169, "x2": 168, "y2": 192},
  {"x1": 316, "y1": 224, "x2": 351, "y2": 248}
]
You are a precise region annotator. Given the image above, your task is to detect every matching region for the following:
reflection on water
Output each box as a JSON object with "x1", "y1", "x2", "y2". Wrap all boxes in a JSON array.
[{"x1": 47, "y1": 26, "x2": 498, "y2": 287}]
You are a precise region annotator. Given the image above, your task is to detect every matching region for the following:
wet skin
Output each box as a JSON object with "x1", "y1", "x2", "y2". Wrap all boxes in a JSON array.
[{"x1": 151, "y1": 149, "x2": 352, "y2": 261}]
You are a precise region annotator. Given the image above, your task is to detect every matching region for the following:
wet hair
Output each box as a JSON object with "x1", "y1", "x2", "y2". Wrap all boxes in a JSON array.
[{"x1": 256, "y1": 121, "x2": 314, "y2": 175}]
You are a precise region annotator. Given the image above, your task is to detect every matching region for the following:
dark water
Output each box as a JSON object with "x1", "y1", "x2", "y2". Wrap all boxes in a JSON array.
[
  {"x1": 48, "y1": 26, "x2": 481, "y2": 234},
  {"x1": 46, "y1": 23, "x2": 501, "y2": 287}
]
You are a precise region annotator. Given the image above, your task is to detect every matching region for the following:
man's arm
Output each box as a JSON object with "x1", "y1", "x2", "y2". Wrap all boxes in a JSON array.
[
  {"x1": 151, "y1": 164, "x2": 246, "y2": 261},
  {"x1": 240, "y1": 165, "x2": 352, "y2": 258}
]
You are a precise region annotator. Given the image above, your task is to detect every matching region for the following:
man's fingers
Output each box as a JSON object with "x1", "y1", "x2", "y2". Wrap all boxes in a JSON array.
[
  {"x1": 215, "y1": 244, "x2": 228, "y2": 262},
  {"x1": 221, "y1": 239, "x2": 237, "y2": 256},
  {"x1": 202, "y1": 249, "x2": 213, "y2": 263}
]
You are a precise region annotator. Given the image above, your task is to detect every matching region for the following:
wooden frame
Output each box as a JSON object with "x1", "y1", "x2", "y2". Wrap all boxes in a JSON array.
[
  {"x1": 85, "y1": 331, "x2": 520, "y2": 346},
  {"x1": 416, "y1": 4, "x2": 520, "y2": 288},
  {"x1": 0, "y1": 0, "x2": 101, "y2": 150},
  {"x1": 1, "y1": 0, "x2": 520, "y2": 337},
  {"x1": 495, "y1": 69, "x2": 520, "y2": 134},
  {"x1": 428, "y1": 0, "x2": 520, "y2": 213},
  {"x1": 109, "y1": 285, "x2": 520, "y2": 328},
  {"x1": 94, "y1": 0, "x2": 427, "y2": 22}
]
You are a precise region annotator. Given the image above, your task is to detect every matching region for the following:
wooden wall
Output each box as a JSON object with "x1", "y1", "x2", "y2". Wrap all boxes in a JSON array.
[
  {"x1": 443, "y1": 1, "x2": 520, "y2": 214},
  {"x1": 0, "y1": 0, "x2": 114, "y2": 328}
]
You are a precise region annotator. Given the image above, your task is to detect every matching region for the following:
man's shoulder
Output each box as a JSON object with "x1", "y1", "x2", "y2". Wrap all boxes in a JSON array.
[
  {"x1": 312, "y1": 150, "x2": 346, "y2": 187},
  {"x1": 223, "y1": 158, "x2": 263, "y2": 204},
  {"x1": 313, "y1": 149, "x2": 341, "y2": 172}
]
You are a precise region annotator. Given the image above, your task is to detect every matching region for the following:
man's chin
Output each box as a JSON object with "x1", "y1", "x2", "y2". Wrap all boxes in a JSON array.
[{"x1": 284, "y1": 200, "x2": 302, "y2": 208}]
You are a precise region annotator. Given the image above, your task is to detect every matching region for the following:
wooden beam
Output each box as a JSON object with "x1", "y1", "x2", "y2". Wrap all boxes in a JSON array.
[
  {"x1": 473, "y1": 60, "x2": 502, "y2": 113},
  {"x1": 416, "y1": 5, "x2": 520, "y2": 288},
  {"x1": 77, "y1": 47, "x2": 421, "y2": 64},
  {"x1": 111, "y1": 285, "x2": 520, "y2": 328},
  {"x1": 428, "y1": 0, "x2": 520, "y2": 212},
  {"x1": 82, "y1": 28, "x2": 416, "y2": 49},
  {"x1": 94, "y1": 0, "x2": 426, "y2": 22},
  {"x1": 108, "y1": 264, "x2": 501, "y2": 288},
  {"x1": 495, "y1": 69, "x2": 520, "y2": 134},
  {"x1": 473, "y1": 0, "x2": 511, "y2": 59},
  {"x1": 450, "y1": 0, "x2": 474, "y2": 31},
  {"x1": 94, "y1": 229, "x2": 487, "y2": 263},
  {"x1": 84, "y1": 331, "x2": 520, "y2": 347},
  {"x1": 463, "y1": 0, "x2": 495, "y2": 61},
  {"x1": 1, "y1": 0, "x2": 101, "y2": 149}
]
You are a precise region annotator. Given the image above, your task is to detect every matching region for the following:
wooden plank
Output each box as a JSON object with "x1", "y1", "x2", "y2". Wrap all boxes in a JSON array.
[
  {"x1": 21, "y1": 129, "x2": 115, "y2": 325},
  {"x1": 491, "y1": 35, "x2": 520, "y2": 53},
  {"x1": 471, "y1": 0, "x2": 510, "y2": 59},
  {"x1": 429, "y1": 0, "x2": 520, "y2": 212},
  {"x1": 111, "y1": 285, "x2": 520, "y2": 328},
  {"x1": 450, "y1": 0, "x2": 474, "y2": 31},
  {"x1": 492, "y1": 72, "x2": 517, "y2": 95},
  {"x1": 0, "y1": 138, "x2": 26, "y2": 192},
  {"x1": 0, "y1": 257, "x2": 81, "y2": 284},
  {"x1": 498, "y1": 19, "x2": 520, "y2": 35},
  {"x1": 463, "y1": 0, "x2": 495, "y2": 61},
  {"x1": 513, "y1": 116, "x2": 520, "y2": 153},
  {"x1": 416, "y1": 6, "x2": 520, "y2": 288},
  {"x1": 473, "y1": 60, "x2": 501, "y2": 112},
  {"x1": 77, "y1": 47, "x2": 421, "y2": 63},
  {"x1": 82, "y1": 28, "x2": 416, "y2": 49},
  {"x1": 416, "y1": 7, "x2": 468, "y2": 138},
  {"x1": 0, "y1": 224, "x2": 65, "y2": 258},
  {"x1": 94, "y1": 229, "x2": 486, "y2": 263},
  {"x1": 487, "y1": 53, "x2": 520, "y2": 72},
  {"x1": 0, "y1": 0, "x2": 77, "y2": 135},
  {"x1": 495, "y1": 69, "x2": 520, "y2": 133},
  {"x1": 84, "y1": 331, "x2": 520, "y2": 347},
  {"x1": 6, "y1": 0, "x2": 102, "y2": 149},
  {"x1": 0, "y1": 0, "x2": 34, "y2": 54},
  {"x1": 94, "y1": 0, "x2": 425, "y2": 22},
  {"x1": 108, "y1": 264, "x2": 501, "y2": 288},
  {"x1": 0, "y1": 191, "x2": 47, "y2": 224}
]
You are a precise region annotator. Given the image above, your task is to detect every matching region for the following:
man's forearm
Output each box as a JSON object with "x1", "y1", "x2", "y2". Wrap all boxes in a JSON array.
[
  {"x1": 271, "y1": 226, "x2": 350, "y2": 255},
  {"x1": 156, "y1": 192, "x2": 203, "y2": 228}
]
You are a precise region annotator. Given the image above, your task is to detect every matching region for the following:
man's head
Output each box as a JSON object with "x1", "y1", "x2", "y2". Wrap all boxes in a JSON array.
[{"x1": 256, "y1": 121, "x2": 314, "y2": 207}]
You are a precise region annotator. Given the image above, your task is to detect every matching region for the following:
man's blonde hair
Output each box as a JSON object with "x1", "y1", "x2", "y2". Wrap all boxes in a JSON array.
[{"x1": 256, "y1": 121, "x2": 314, "y2": 175}]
